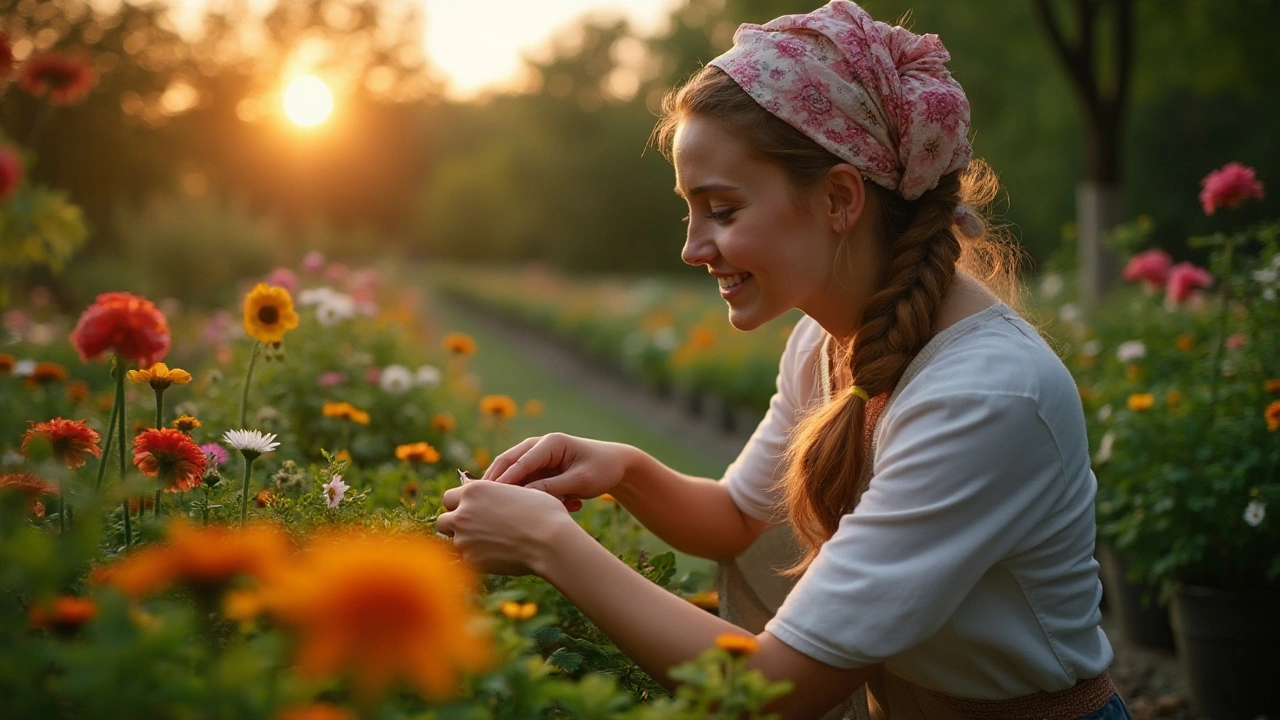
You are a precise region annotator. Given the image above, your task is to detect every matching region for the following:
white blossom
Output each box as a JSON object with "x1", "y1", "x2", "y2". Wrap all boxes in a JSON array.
[
  {"x1": 446, "y1": 440, "x2": 471, "y2": 465},
  {"x1": 1094, "y1": 431, "x2": 1115, "y2": 465},
  {"x1": 222, "y1": 429, "x2": 281, "y2": 456},
  {"x1": 1081, "y1": 340, "x2": 1101, "y2": 357},
  {"x1": 379, "y1": 364, "x2": 414, "y2": 394},
  {"x1": 1116, "y1": 340, "x2": 1146, "y2": 363},
  {"x1": 1244, "y1": 500, "x2": 1266, "y2": 528},
  {"x1": 1039, "y1": 273, "x2": 1065, "y2": 299},
  {"x1": 1058, "y1": 303, "x2": 1082, "y2": 324},
  {"x1": 12, "y1": 359, "x2": 35, "y2": 377},
  {"x1": 1097, "y1": 404, "x2": 1113, "y2": 423},
  {"x1": 652, "y1": 326, "x2": 680, "y2": 352},
  {"x1": 414, "y1": 365, "x2": 442, "y2": 387},
  {"x1": 323, "y1": 475, "x2": 349, "y2": 509}
]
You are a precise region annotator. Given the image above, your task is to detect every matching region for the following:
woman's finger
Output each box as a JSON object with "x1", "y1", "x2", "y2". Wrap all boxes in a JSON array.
[
  {"x1": 525, "y1": 473, "x2": 582, "y2": 500},
  {"x1": 442, "y1": 485, "x2": 464, "y2": 511},
  {"x1": 492, "y1": 435, "x2": 570, "y2": 486},
  {"x1": 483, "y1": 436, "x2": 542, "y2": 481},
  {"x1": 435, "y1": 509, "x2": 455, "y2": 537}
]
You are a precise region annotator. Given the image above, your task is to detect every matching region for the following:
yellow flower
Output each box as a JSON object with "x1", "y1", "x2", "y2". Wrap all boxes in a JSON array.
[
  {"x1": 243, "y1": 283, "x2": 300, "y2": 344},
  {"x1": 442, "y1": 332, "x2": 476, "y2": 356},
  {"x1": 240, "y1": 530, "x2": 492, "y2": 700},
  {"x1": 170, "y1": 414, "x2": 202, "y2": 433},
  {"x1": 431, "y1": 413, "x2": 456, "y2": 433},
  {"x1": 323, "y1": 401, "x2": 371, "y2": 425},
  {"x1": 598, "y1": 493, "x2": 617, "y2": 505},
  {"x1": 715, "y1": 633, "x2": 760, "y2": 657},
  {"x1": 395, "y1": 442, "x2": 440, "y2": 464},
  {"x1": 687, "y1": 590, "x2": 719, "y2": 612},
  {"x1": 480, "y1": 395, "x2": 517, "y2": 421},
  {"x1": 1127, "y1": 393, "x2": 1155, "y2": 412},
  {"x1": 127, "y1": 362, "x2": 193, "y2": 391},
  {"x1": 334, "y1": 450, "x2": 352, "y2": 462},
  {"x1": 522, "y1": 399, "x2": 545, "y2": 417},
  {"x1": 500, "y1": 601, "x2": 537, "y2": 621},
  {"x1": 1176, "y1": 335, "x2": 1195, "y2": 352},
  {"x1": 1266, "y1": 401, "x2": 1280, "y2": 432}
]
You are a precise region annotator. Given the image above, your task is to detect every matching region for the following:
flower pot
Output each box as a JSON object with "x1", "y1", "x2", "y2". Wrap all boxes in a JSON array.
[
  {"x1": 1169, "y1": 583, "x2": 1280, "y2": 720},
  {"x1": 1096, "y1": 543, "x2": 1176, "y2": 651}
]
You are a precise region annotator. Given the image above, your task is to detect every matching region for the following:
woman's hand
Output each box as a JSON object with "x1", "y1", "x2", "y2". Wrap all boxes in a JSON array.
[
  {"x1": 436, "y1": 480, "x2": 579, "y2": 576},
  {"x1": 483, "y1": 433, "x2": 636, "y2": 509}
]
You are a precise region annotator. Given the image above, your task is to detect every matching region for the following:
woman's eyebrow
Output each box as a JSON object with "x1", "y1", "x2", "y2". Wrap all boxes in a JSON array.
[{"x1": 673, "y1": 182, "x2": 739, "y2": 198}]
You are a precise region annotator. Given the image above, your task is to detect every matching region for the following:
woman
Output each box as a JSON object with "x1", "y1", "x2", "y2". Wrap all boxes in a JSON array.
[{"x1": 436, "y1": 2, "x2": 1127, "y2": 718}]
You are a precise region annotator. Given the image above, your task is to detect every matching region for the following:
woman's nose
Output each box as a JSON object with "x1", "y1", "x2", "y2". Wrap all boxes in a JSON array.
[{"x1": 681, "y1": 226, "x2": 715, "y2": 267}]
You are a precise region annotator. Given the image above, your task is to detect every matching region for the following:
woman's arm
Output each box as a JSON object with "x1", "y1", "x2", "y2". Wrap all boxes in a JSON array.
[{"x1": 437, "y1": 480, "x2": 872, "y2": 720}]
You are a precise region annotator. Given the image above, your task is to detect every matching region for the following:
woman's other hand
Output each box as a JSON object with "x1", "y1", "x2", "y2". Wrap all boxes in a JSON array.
[
  {"x1": 482, "y1": 433, "x2": 636, "y2": 509},
  {"x1": 436, "y1": 480, "x2": 578, "y2": 576}
]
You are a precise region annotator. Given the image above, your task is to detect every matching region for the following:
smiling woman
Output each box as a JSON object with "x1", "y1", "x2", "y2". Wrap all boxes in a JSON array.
[{"x1": 282, "y1": 75, "x2": 334, "y2": 127}]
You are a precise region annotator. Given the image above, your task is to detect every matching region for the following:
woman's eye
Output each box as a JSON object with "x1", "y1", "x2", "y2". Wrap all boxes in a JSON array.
[{"x1": 707, "y1": 208, "x2": 737, "y2": 223}]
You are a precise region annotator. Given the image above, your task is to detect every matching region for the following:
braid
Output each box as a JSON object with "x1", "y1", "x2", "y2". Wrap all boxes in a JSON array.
[{"x1": 782, "y1": 172, "x2": 964, "y2": 575}]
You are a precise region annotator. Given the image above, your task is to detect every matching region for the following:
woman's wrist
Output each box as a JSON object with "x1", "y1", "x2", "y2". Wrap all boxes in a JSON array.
[
  {"x1": 611, "y1": 443, "x2": 652, "y2": 502},
  {"x1": 528, "y1": 511, "x2": 590, "y2": 580}
]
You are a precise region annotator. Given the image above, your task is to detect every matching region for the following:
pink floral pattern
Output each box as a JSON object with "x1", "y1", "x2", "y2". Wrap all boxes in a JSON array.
[{"x1": 708, "y1": 0, "x2": 971, "y2": 200}]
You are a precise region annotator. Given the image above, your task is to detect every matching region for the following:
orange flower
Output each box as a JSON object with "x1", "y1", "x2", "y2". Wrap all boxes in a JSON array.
[
  {"x1": 70, "y1": 292, "x2": 171, "y2": 366},
  {"x1": 240, "y1": 530, "x2": 492, "y2": 700},
  {"x1": 395, "y1": 442, "x2": 440, "y2": 465},
  {"x1": 689, "y1": 327, "x2": 716, "y2": 349},
  {"x1": 500, "y1": 601, "x2": 537, "y2": 621},
  {"x1": 243, "y1": 283, "x2": 300, "y2": 344},
  {"x1": 687, "y1": 590, "x2": 719, "y2": 612},
  {"x1": 431, "y1": 413, "x2": 456, "y2": 433},
  {"x1": 442, "y1": 332, "x2": 476, "y2": 356},
  {"x1": 97, "y1": 521, "x2": 292, "y2": 599},
  {"x1": 0, "y1": 352, "x2": 15, "y2": 375},
  {"x1": 715, "y1": 633, "x2": 760, "y2": 657},
  {"x1": 276, "y1": 705, "x2": 356, "y2": 720},
  {"x1": 255, "y1": 489, "x2": 276, "y2": 508},
  {"x1": 66, "y1": 379, "x2": 90, "y2": 404},
  {"x1": 25, "y1": 361, "x2": 68, "y2": 387},
  {"x1": 18, "y1": 52, "x2": 97, "y2": 105},
  {"x1": 522, "y1": 399, "x2": 545, "y2": 417},
  {"x1": 479, "y1": 395, "x2": 517, "y2": 421},
  {"x1": 1127, "y1": 393, "x2": 1155, "y2": 412},
  {"x1": 322, "y1": 401, "x2": 370, "y2": 425},
  {"x1": 0, "y1": 473, "x2": 59, "y2": 515},
  {"x1": 1176, "y1": 335, "x2": 1196, "y2": 352},
  {"x1": 22, "y1": 418, "x2": 102, "y2": 469},
  {"x1": 128, "y1": 362, "x2": 192, "y2": 390},
  {"x1": 598, "y1": 493, "x2": 617, "y2": 505},
  {"x1": 1125, "y1": 364, "x2": 1143, "y2": 382},
  {"x1": 402, "y1": 481, "x2": 419, "y2": 498},
  {"x1": 1266, "y1": 401, "x2": 1280, "y2": 432},
  {"x1": 1266, "y1": 379, "x2": 1280, "y2": 394},
  {"x1": 170, "y1": 414, "x2": 202, "y2": 433},
  {"x1": 132, "y1": 428, "x2": 207, "y2": 492},
  {"x1": 29, "y1": 596, "x2": 97, "y2": 634}
]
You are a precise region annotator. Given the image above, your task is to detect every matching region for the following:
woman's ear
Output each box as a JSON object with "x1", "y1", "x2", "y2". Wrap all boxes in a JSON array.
[{"x1": 825, "y1": 163, "x2": 867, "y2": 233}]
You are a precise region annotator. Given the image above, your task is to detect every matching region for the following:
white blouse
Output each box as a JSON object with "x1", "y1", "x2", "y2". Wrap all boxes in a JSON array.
[{"x1": 722, "y1": 304, "x2": 1113, "y2": 699}]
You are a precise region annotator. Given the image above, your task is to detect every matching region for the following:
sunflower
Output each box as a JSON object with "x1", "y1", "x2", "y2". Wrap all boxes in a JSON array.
[
  {"x1": 243, "y1": 283, "x2": 300, "y2": 344},
  {"x1": 322, "y1": 401, "x2": 371, "y2": 425},
  {"x1": 240, "y1": 530, "x2": 492, "y2": 700},
  {"x1": 714, "y1": 633, "x2": 760, "y2": 657},
  {"x1": 128, "y1": 362, "x2": 193, "y2": 391},
  {"x1": 132, "y1": 428, "x2": 207, "y2": 492},
  {"x1": 22, "y1": 418, "x2": 102, "y2": 469},
  {"x1": 442, "y1": 332, "x2": 477, "y2": 356},
  {"x1": 395, "y1": 442, "x2": 440, "y2": 465},
  {"x1": 18, "y1": 52, "x2": 97, "y2": 105},
  {"x1": 479, "y1": 395, "x2": 517, "y2": 421},
  {"x1": 70, "y1": 292, "x2": 171, "y2": 367}
]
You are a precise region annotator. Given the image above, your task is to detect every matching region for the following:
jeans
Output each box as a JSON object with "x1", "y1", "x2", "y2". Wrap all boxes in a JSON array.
[{"x1": 1079, "y1": 694, "x2": 1132, "y2": 720}]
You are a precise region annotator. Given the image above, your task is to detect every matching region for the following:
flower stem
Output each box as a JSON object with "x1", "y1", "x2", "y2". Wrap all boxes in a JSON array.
[
  {"x1": 239, "y1": 457, "x2": 255, "y2": 526},
  {"x1": 203, "y1": 487, "x2": 210, "y2": 526},
  {"x1": 58, "y1": 478, "x2": 65, "y2": 534},
  {"x1": 95, "y1": 363, "x2": 123, "y2": 491},
  {"x1": 116, "y1": 356, "x2": 130, "y2": 547},
  {"x1": 154, "y1": 387, "x2": 164, "y2": 429},
  {"x1": 238, "y1": 342, "x2": 261, "y2": 429},
  {"x1": 154, "y1": 488, "x2": 162, "y2": 518},
  {"x1": 1208, "y1": 235, "x2": 1235, "y2": 417},
  {"x1": 122, "y1": 499, "x2": 132, "y2": 548}
]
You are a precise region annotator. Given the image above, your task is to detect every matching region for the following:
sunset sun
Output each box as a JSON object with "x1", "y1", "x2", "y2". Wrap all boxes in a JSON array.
[{"x1": 282, "y1": 75, "x2": 333, "y2": 127}]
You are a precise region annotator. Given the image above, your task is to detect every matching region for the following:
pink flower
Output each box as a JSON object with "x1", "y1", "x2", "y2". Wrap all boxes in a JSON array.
[
  {"x1": 324, "y1": 263, "x2": 349, "y2": 283},
  {"x1": 302, "y1": 250, "x2": 326, "y2": 273},
  {"x1": 317, "y1": 371, "x2": 346, "y2": 388},
  {"x1": 265, "y1": 267, "x2": 298, "y2": 294},
  {"x1": 1226, "y1": 333, "x2": 1246, "y2": 351},
  {"x1": 1199, "y1": 162, "x2": 1265, "y2": 215},
  {"x1": 364, "y1": 366, "x2": 382, "y2": 385},
  {"x1": 0, "y1": 145, "x2": 23, "y2": 202},
  {"x1": 1165, "y1": 262, "x2": 1213, "y2": 305},
  {"x1": 1123, "y1": 249, "x2": 1172, "y2": 291}
]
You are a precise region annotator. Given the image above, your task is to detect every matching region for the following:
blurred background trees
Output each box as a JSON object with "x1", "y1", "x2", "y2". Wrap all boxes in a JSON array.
[{"x1": 3, "y1": 0, "x2": 1278, "y2": 308}]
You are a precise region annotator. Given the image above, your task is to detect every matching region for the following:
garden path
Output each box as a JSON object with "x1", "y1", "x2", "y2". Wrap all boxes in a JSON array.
[{"x1": 439, "y1": 295, "x2": 1205, "y2": 720}]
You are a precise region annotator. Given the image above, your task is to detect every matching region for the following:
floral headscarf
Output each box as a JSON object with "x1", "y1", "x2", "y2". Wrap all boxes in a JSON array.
[{"x1": 708, "y1": 0, "x2": 971, "y2": 200}]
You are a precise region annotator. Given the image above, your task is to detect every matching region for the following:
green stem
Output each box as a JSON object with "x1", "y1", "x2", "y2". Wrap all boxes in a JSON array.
[
  {"x1": 238, "y1": 342, "x2": 261, "y2": 429},
  {"x1": 58, "y1": 478, "x2": 65, "y2": 534},
  {"x1": 95, "y1": 365, "x2": 123, "y2": 490},
  {"x1": 203, "y1": 487, "x2": 209, "y2": 526},
  {"x1": 154, "y1": 387, "x2": 164, "y2": 429},
  {"x1": 239, "y1": 457, "x2": 255, "y2": 526},
  {"x1": 122, "y1": 499, "x2": 132, "y2": 548},
  {"x1": 117, "y1": 356, "x2": 130, "y2": 547},
  {"x1": 1207, "y1": 236, "x2": 1235, "y2": 417},
  {"x1": 154, "y1": 488, "x2": 162, "y2": 518}
]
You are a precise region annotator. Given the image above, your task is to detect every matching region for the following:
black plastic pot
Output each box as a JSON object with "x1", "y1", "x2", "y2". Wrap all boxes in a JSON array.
[
  {"x1": 1097, "y1": 543, "x2": 1176, "y2": 651},
  {"x1": 1169, "y1": 583, "x2": 1280, "y2": 720}
]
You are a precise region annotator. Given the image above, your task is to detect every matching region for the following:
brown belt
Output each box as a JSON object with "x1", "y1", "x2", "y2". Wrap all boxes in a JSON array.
[{"x1": 868, "y1": 669, "x2": 1117, "y2": 720}]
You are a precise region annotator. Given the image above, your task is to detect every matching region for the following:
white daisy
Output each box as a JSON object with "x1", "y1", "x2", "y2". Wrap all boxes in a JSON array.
[
  {"x1": 315, "y1": 294, "x2": 356, "y2": 326},
  {"x1": 414, "y1": 364, "x2": 442, "y2": 388},
  {"x1": 298, "y1": 287, "x2": 339, "y2": 306},
  {"x1": 222, "y1": 429, "x2": 281, "y2": 459},
  {"x1": 323, "y1": 475, "x2": 349, "y2": 509},
  {"x1": 1116, "y1": 340, "x2": 1146, "y2": 363},
  {"x1": 1244, "y1": 500, "x2": 1266, "y2": 528},
  {"x1": 379, "y1": 364, "x2": 414, "y2": 394},
  {"x1": 1093, "y1": 431, "x2": 1115, "y2": 465}
]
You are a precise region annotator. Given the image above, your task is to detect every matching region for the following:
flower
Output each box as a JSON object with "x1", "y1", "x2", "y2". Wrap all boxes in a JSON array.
[
  {"x1": 200, "y1": 442, "x2": 229, "y2": 466},
  {"x1": 431, "y1": 413, "x2": 456, "y2": 434},
  {"x1": 29, "y1": 596, "x2": 97, "y2": 634},
  {"x1": 500, "y1": 601, "x2": 537, "y2": 621},
  {"x1": 265, "y1": 267, "x2": 298, "y2": 294},
  {"x1": 1116, "y1": 340, "x2": 1146, "y2": 363},
  {"x1": 1165, "y1": 262, "x2": 1213, "y2": 306},
  {"x1": 0, "y1": 33, "x2": 12, "y2": 79},
  {"x1": 1176, "y1": 335, "x2": 1196, "y2": 352},
  {"x1": 222, "y1": 429, "x2": 281, "y2": 459},
  {"x1": 322, "y1": 401, "x2": 370, "y2": 425},
  {"x1": 1165, "y1": 390, "x2": 1183, "y2": 410},
  {"x1": 0, "y1": 352, "x2": 14, "y2": 374},
  {"x1": 18, "y1": 52, "x2": 98, "y2": 105},
  {"x1": 1266, "y1": 401, "x2": 1280, "y2": 432},
  {"x1": 323, "y1": 475, "x2": 349, "y2": 508},
  {"x1": 24, "y1": 361, "x2": 68, "y2": 387},
  {"x1": 1266, "y1": 379, "x2": 1280, "y2": 394},
  {"x1": 237, "y1": 530, "x2": 492, "y2": 699},
  {"x1": 1127, "y1": 393, "x2": 1155, "y2": 412},
  {"x1": 443, "y1": 332, "x2": 477, "y2": 356},
  {"x1": 317, "y1": 371, "x2": 347, "y2": 388},
  {"x1": 70, "y1": 292, "x2": 171, "y2": 366},
  {"x1": 133, "y1": 428, "x2": 207, "y2": 492},
  {"x1": 687, "y1": 590, "x2": 719, "y2": 612},
  {"x1": 1199, "y1": 162, "x2": 1265, "y2": 215},
  {"x1": 0, "y1": 145, "x2": 23, "y2": 202},
  {"x1": 22, "y1": 418, "x2": 102, "y2": 469},
  {"x1": 66, "y1": 380, "x2": 90, "y2": 404},
  {"x1": 254, "y1": 489, "x2": 276, "y2": 508},
  {"x1": 379, "y1": 364, "x2": 414, "y2": 394},
  {"x1": 277, "y1": 705, "x2": 356, "y2": 720},
  {"x1": 127, "y1": 362, "x2": 192, "y2": 390},
  {"x1": 715, "y1": 633, "x2": 760, "y2": 657},
  {"x1": 302, "y1": 250, "x2": 326, "y2": 273},
  {"x1": 523, "y1": 399, "x2": 545, "y2": 417},
  {"x1": 395, "y1": 442, "x2": 440, "y2": 465},
  {"x1": 1122, "y1": 249, "x2": 1173, "y2": 291},
  {"x1": 0, "y1": 473, "x2": 59, "y2": 515},
  {"x1": 170, "y1": 414, "x2": 202, "y2": 433},
  {"x1": 479, "y1": 395, "x2": 517, "y2": 421},
  {"x1": 1244, "y1": 500, "x2": 1266, "y2": 527},
  {"x1": 415, "y1": 365, "x2": 442, "y2": 387},
  {"x1": 243, "y1": 283, "x2": 300, "y2": 344}
]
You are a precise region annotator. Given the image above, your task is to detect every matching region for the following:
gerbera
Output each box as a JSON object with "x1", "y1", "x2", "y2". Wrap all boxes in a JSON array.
[
  {"x1": 239, "y1": 530, "x2": 492, "y2": 699},
  {"x1": 500, "y1": 601, "x2": 537, "y2": 621},
  {"x1": 24, "y1": 361, "x2": 68, "y2": 387},
  {"x1": 22, "y1": 418, "x2": 102, "y2": 469},
  {"x1": 479, "y1": 395, "x2": 517, "y2": 421},
  {"x1": 133, "y1": 428, "x2": 207, "y2": 492},
  {"x1": 395, "y1": 442, "x2": 440, "y2": 465},
  {"x1": 171, "y1": 414, "x2": 202, "y2": 433},
  {"x1": 242, "y1": 283, "x2": 300, "y2": 344},
  {"x1": 128, "y1": 362, "x2": 192, "y2": 390},
  {"x1": 442, "y1": 332, "x2": 476, "y2": 356},
  {"x1": 18, "y1": 52, "x2": 98, "y2": 105},
  {"x1": 715, "y1": 633, "x2": 760, "y2": 657},
  {"x1": 69, "y1": 292, "x2": 171, "y2": 366},
  {"x1": 322, "y1": 401, "x2": 370, "y2": 425},
  {"x1": 29, "y1": 596, "x2": 97, "y2": 634}
]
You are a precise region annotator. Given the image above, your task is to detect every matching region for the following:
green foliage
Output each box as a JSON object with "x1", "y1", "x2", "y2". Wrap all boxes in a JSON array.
[{"x1": 0, "y1": 183, "x2": 88, "y2": 306}]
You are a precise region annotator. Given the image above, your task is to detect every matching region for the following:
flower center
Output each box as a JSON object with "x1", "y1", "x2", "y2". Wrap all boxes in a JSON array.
[{"x1": 258, "y1": 305, "x2": 280, "y2": 325}]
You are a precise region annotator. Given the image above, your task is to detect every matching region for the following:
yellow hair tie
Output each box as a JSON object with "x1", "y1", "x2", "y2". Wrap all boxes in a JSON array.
[{"x1": 848, "y1": 385, "x2": 870, "y2": 402}]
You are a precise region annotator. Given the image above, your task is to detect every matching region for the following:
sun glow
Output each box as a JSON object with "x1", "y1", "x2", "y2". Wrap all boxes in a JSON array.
[{"x1": 282, "y1": 75, "x2": 333, "y2": 127}]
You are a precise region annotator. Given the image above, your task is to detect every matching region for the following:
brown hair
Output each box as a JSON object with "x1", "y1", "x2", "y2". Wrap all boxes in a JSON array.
[{"x1": 654, "y1": 66, "x2": 1025, "y2": 573}]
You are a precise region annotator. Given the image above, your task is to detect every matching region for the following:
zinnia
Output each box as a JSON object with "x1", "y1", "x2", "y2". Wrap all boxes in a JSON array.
[
  {"x1": 1199, "y1": 162, "x2": 1265, "y2": 215},
  {"x1": 442, "y1": 332, "x2": 477, "y2": 356},
  {"x1": 479, "y1": 395, "x2": 518, "y2": 420},
  {"x1": 1165, "y1": 262, "x2": 1213, "y2": 306},
  {"x1": 133, "y1": 428, "x2": 207, "y2": 492},
  {"x1": 22, "y1": 418, "x2": 102, "y2": 469},
  {"x1": 0, "y1": 473, "x2": 59, "y2": 516},
  {"x1": 18, "y1": 52, "x2": 98, "y2": 105},
  {"x1": 1122, "y1": 249, "x2": 1173, "y2": 291},
  {"x1": 70, "y1": 292, "x2": 171, "y2": 367},
  {"x1": 395, "y1": 442, "x2": 440, "y2": 465},
  {"x1": 0, "y1": 145, "x2": 23, "y2": 202},
  {"x1": 242, "y1": 283, "x2": 300, "y2": 344}
]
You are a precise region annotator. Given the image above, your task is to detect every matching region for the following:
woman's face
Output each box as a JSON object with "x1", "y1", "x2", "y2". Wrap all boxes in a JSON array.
[{"x1": 673, "y1": 115, "x2": 843, "y2": 332}]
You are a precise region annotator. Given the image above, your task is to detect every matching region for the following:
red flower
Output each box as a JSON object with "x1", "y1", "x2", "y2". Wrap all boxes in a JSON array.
[
  {"x1": 70, "y1": 292, "x2": 171, "y2": 366},
  {"x1": 1200, "y1": 162, "x2": 1265, "y2": 215},
  {"x1": 22, "y1": 418, "x2": 102, "y2": 470},
  {"x1": 0, "y1": 146, "x2": 22, "y2": 202},
  {"x1": 0, "y1": 473, "x2": 59, "y2": 515},
  {"x1": 18, "y1": 52, "x2": 97, "y2": 105},
  {"x1": 1122, "y1": 249, "x2": 1172, "y2": 291},
  {"x1": 0, "y1": 33, "x2": 13, "y2": 79},
  {"x1": 132, "y1": 428, "x2": 206, "y2": 493},
  {"x1": 29, "y1": 596, "x2": 97, "y2": 634},
  {"x1": 1165, "y1": 262, "x2": 1213, "y2": 305}
]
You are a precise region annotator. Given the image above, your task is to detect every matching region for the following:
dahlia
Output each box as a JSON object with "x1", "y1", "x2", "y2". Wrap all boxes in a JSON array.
[
  {"x1": 133, "y1": 428, "x2": 207, "y2": 492},
  {"x1": 22, "y1": 418, "x2": 102, "y2": 469}
]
